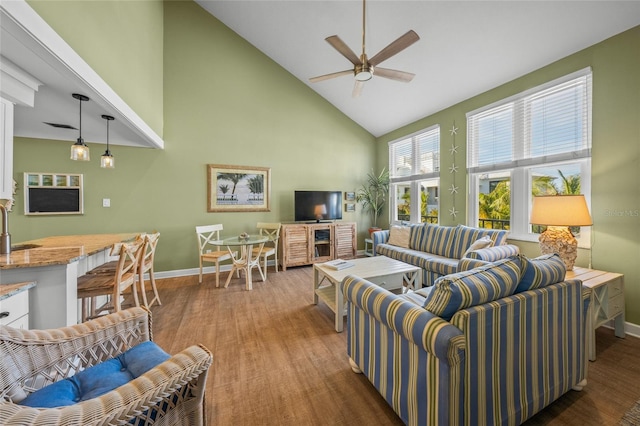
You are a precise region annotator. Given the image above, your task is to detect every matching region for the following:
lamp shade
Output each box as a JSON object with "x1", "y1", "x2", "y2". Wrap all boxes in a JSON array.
[{"x1": 530, "y1": 195, "x2": 592, "y2": 227}]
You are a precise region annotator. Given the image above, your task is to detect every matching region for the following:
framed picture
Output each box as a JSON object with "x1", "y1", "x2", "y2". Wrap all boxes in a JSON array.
[
  {"x1": 345, "y1": 203, "x2": 355, "y2": 212},
  {"x1": 345, "y1": 191, "x2": 356, "y2": 201},
  {"x1": 207, "y1": 164, "x2": 271, "y2": 212}
]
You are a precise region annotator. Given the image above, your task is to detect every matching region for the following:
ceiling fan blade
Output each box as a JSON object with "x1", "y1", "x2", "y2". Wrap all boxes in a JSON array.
[
  {"x1": 352, "y1": 80, "x2": 364, "y2": 98},
  {"x1": 374, "y1": 67, "x2": 415, "y2": 82},
  {"x1": 309, "y1": 70, "x2": 353, "y2": 83},
  {"x1": 368, "y1": 30, "x2": 420, "y2": 67},
  {"x1": 325, "y1": 35, "x2": 362, "y2": 66}
]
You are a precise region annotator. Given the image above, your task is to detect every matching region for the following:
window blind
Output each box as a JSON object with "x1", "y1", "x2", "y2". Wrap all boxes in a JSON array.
[
  {"x1": 389, "y1": 126, "x2": 440, "y2": 181},
  {"x1": 468, "y1": 69, "x2": 592, "y2": 174}
]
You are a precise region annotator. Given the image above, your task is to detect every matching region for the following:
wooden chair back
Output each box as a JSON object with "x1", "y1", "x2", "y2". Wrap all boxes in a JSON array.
[
  {"x1": 196, "y1": 224, "x2": 224, "y2": 256},
  {"x1": 257, "y1": 222, "x2": 281, "y2": 248},
  {"x1": 140, "y1": 232, "x2": 160, "y2": 275}
]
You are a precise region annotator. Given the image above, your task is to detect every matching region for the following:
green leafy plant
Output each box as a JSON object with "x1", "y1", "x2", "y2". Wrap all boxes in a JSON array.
[{"x1": 356, "y1": 168, "x2": 390, "y2": 228}]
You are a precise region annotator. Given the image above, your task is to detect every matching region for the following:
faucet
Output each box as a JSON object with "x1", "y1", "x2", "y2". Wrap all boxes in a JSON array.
[{"x1": 0, "y1": 204, "x2": 10, "y2": 255}]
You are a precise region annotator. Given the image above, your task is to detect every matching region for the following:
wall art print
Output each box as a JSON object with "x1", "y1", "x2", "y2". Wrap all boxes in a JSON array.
[{"x1": 207, "y1": 164, "x2": 271, "y2": 212}]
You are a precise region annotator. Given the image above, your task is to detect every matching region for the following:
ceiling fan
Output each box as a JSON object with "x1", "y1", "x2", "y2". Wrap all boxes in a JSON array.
[{"x1": 309, "y1": 0, "x2": 420, "y2": 97}]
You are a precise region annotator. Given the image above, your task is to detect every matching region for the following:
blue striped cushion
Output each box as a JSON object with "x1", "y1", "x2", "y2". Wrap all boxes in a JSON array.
[
  {"x1": 514, "y1": 253, "x2": 566, "y2": 293},
  {"x1": 410, "y1": 224, "x2": 457, "y2": 257},
  {"x1": 423, "y1": 256, "x2": 522, "y2": 320},
  {"x1": 450, "y1": 225, "x2": 510, "y2": 259}
]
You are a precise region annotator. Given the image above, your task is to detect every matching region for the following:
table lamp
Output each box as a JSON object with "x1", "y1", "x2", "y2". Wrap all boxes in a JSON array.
[
  {"x1": 314, "y1": 204, "x2": 327, "y2": 222},
  {"x1": 530, "y1": 195, "x2": 592, "y2": 270}
]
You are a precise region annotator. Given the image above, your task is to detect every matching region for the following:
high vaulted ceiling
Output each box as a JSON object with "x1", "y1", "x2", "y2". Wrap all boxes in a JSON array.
[
  {"x1": 2, "y1": 1, "x2": 640, "y2": 146},
  {"x1": 197, "y1": 0, "x2": 640, "y2": 137}
]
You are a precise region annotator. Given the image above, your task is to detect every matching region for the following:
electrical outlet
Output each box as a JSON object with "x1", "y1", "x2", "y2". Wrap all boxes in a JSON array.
[{"x1": 102, "y1": 198, "x2": 110, "y2": 207}]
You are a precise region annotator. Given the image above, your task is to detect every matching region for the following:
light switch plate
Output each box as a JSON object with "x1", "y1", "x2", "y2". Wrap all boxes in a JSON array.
[{"x1": 102, "y1": 198, "x2": 110, "y2": 207}]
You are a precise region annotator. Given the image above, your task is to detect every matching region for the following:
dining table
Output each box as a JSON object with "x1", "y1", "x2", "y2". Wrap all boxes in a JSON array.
[{"x1": 211, "y1": 234, "x2": 268, "y2": 290}]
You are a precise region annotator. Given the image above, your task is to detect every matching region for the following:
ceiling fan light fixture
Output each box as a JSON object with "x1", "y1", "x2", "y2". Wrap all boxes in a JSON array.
[{"x1": 355, "y1": 64, "x2": 373, "y2": 81}]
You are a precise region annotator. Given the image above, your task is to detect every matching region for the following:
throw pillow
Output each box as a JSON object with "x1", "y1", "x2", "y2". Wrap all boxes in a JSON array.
[
  {"x1": 387, "y1": 225, "x2": 410, "y2": 248},
  {"x1": 514, "y1": 253, "x2": 566, "y2": 293},
  {"x1": 462, "y1": 236, "x2": 493, "y2": 257},
  {"x1": 423, "y1": 256, "x2": 522, "y2": 320}
]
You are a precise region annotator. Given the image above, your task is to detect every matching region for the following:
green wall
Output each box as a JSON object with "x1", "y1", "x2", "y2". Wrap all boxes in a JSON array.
[
  {"x1": 27, "y1": 0, "x2": 165, "y2": 136},
  {"x1": 377, "y1": 26, "x2": 640, "y2": 325},
  {"x1": 11, "y1": 1, "x2": 375, "y2": 273}
]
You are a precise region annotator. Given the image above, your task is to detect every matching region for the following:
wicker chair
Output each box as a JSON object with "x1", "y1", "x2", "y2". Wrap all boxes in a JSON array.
[{"x1": 0, "y1": 307, "x2": 212, "y2": 426}]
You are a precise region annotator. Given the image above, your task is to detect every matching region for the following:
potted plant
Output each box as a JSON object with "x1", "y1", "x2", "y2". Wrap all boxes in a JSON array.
[{"x1": 356, "y1": 168, "x2": 390, "y2": 236}]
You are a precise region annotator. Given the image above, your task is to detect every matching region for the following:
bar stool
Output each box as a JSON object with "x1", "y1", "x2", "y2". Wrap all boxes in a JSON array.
[
  {"x1": 138, "y1": 232, "x2": 161, "y2": 308},
  {"x1": 77, "y1": 239, "x2": 144, "y2": 321}
]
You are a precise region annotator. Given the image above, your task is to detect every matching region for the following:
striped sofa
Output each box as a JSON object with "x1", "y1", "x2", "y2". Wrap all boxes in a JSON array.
[
  {"x1": 372, "y1": 223, "x2": 520, "y2": 287},
  {"x1": 343, "y1": 255, "x2": 591, "y2": 426}
]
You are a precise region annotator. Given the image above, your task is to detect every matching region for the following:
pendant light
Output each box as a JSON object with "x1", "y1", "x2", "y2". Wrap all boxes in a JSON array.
[
  {"x1": 70, "y1": 93, "x2": 90, "y2": 161},
  {"x1": 100, "y1": 115, "x2": 115, "y2": 169}
]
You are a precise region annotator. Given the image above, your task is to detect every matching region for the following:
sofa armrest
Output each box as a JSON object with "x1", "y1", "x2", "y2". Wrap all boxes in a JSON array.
[
  {"x1": 457, "y1": 257, "x2": 491, "y2": 271},
  {"x1": 371, "y1": 230, "x2": 389, "y2": 256},
  {"x1": 0, "y1": 344, "x2": 213, "y2": 425},
  {"x1": 343, "y1": 275, "x2": 464, "y2": 363},
  {"x1": 464, "y1": 243, "x2": 519, "y2": 262}
]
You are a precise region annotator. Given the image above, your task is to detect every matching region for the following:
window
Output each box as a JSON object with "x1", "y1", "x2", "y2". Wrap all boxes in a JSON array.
[
  {"x1": 389, "y1": 126, "x2": 440, "y2": 224},
  {"x1": 467, "y1": 68, "x2": 592, "y2": 244}
]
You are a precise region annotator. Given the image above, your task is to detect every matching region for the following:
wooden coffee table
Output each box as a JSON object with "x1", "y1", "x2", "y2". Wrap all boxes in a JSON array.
[{"x1": 312, "y1": 256, "x2": 421, "y2": 332}]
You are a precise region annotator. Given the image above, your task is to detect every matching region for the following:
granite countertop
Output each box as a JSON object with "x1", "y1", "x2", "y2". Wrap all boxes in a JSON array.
[
  {"x1": 0, "y1": 281, "x2": 36, "y2": 301},
  {"x1": 0, "y1": 233, "x2": 139, "y2": 270}
]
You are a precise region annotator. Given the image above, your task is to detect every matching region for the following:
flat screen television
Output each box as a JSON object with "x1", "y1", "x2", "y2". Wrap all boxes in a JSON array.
[{"x1": 294, "y1": 190, "x2": 343, "y2": 222}]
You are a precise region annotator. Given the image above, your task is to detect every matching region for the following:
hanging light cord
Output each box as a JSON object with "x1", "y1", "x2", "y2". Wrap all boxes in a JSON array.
[{"x1": 105, "y1": 119, "x2": 110, "y2": 152}]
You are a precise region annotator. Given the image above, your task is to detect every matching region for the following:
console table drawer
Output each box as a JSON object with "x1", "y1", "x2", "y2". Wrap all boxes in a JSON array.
[
  {"x1": 608, "y1": 277, "x2": 624, "y2": 298},
  {"x1": 608, "y1": 293, "x2": 625, "y2": 318}
]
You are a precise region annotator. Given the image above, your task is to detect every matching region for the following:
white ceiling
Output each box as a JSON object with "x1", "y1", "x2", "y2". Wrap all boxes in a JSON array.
[
  {"x1": 196, "y1": 0, "x2": 640, "y2": 137},
  {"x1": 2, "y1": 1, "x2": 640, "y2": 146}
]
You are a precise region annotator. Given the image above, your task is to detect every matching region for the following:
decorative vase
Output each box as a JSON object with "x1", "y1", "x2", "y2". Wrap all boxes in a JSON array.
[{"x1": 368, "y1": 227, "x2": 382, "y2": 238}]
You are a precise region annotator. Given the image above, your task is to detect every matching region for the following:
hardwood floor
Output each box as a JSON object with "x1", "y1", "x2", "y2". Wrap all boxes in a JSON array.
[{"x1": 148, "y1": 267, "x2": 640, "y2": 425}]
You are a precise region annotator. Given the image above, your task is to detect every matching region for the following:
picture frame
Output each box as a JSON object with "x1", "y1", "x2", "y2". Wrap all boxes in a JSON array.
[
  {"x1": 345, "y1": 203, "x2": 355, "y2": 212},
  {"x1": 345, "y1": 191, "x2": 356, "y2": 201},
  {"x1": 207, "y1": 164, "x2": 271, "y2": 212}
]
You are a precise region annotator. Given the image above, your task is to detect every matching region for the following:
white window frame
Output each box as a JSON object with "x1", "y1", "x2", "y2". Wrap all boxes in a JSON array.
[
  {"x1": 388, "y1": 125, "x2": 440, "y2": 224},
  {"x1": 467, "y1": 68, "x2": 592, "y2": 246}
]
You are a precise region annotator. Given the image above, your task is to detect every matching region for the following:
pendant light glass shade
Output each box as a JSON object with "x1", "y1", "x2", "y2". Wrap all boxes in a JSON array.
[
  {"x1": 100, "y1": 115, "x2": 115, "y2": 169},
  {"x1": 70, "y1": 93, "x2": 90, "y2": 161}
]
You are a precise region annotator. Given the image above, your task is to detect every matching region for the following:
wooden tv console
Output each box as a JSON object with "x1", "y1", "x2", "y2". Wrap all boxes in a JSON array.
[{"x1": 279, "y1": 222, "x2": 357, "y2": 270}]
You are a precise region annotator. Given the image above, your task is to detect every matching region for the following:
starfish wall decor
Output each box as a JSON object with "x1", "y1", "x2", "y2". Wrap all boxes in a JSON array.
[{"x1": 448, "y1": 122, "x2": 459, "y2": 219}]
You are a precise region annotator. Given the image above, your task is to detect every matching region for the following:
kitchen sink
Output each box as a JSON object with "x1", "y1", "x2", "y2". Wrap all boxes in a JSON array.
[{"x1": 10, "y1": 244, "x2": 42, "y2": 251}]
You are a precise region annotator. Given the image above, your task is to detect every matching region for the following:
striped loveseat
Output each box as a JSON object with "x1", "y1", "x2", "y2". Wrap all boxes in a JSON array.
[
  {"x1": 372, "y1": 223, "x2": 520, "y2": 287},
  {"x1": 343, "y1": 254, "x2": 591, "y2": 426}
]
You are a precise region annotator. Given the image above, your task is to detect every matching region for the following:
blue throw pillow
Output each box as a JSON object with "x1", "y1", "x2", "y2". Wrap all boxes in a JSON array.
[
  {"x1": 21, "y1": 341, "x2": 170, "y2": 408},
  {"x1": 423, "y1": 256, "x2": 522, "y2": 320},
  {"x1": 514, "y1": 253, "x2": 566, "y2": 293}
]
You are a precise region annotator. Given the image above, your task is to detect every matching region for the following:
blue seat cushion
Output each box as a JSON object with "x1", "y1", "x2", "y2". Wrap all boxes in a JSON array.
[{"x1": 21, "y1": 341, "x2": 170, "y2": 408}]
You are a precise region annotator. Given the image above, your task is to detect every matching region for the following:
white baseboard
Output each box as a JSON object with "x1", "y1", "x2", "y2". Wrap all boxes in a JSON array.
[
  {"x1": 601, "y1": 320, "x2": 640, "y2": 339},
  {"x1": 152, "y1": 261, "x2": 273, "y2": 280}
]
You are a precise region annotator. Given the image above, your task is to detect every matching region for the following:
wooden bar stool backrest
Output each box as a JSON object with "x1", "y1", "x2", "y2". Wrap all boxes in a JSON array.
[{"x1": 138, "y1": 232, "x2": 161, "y2": 307}]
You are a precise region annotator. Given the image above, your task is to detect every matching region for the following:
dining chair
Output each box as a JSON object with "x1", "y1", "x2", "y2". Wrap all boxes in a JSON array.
[
  {"x1": 77, "y1": 239, "x2": 145, "y2": 321},
  {"x1": 138, "y1": 232, "x2": 161, "y2": 308},
  {"x1": 196, "y1": 224, "x2": 236, "y2": 287},
  {"x1": 251, "y1": 222, "x2": 281, "y2": 279}
]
